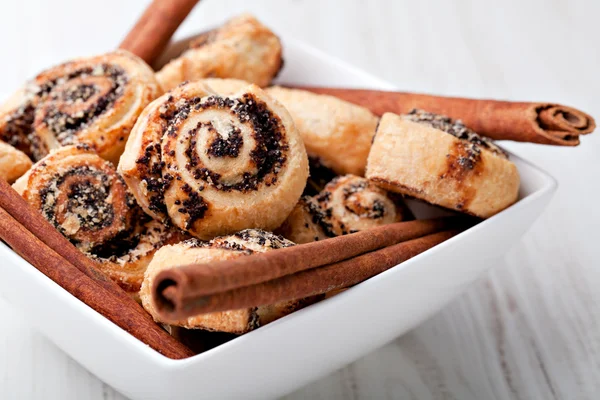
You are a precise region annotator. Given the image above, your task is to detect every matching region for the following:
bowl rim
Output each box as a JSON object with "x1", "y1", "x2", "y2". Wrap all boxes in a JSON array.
[{"x1": 0, "y1": 36, "x2": 559, "y2": 370}]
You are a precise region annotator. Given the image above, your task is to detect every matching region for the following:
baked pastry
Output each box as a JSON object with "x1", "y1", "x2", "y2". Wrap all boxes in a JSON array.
[
  {"x1": 0, "y1": 141, "x2": 32, "y2": 183},
  {"x1": 118, "y1": 81, "x2": 308, "y2": 239},
  {"x1": 0, "y1": 50, "x2": 161, "y2": 164},
  {"x1": 277, "y1": 175, "x2": 407, "y2": 243},
  {"x1": 13, "y1": 145, "x2": 183, "y2": 295},
  {"x1": 316, "y1": 175, "x2": 408, "y2": 235},
  {"x1": 117, "y1": 77, "x2": 248, "y2": 222},
  {"x1": 13, "y1": 145, "x2": 139, "y2": 252},
  {"x1": 275, "y1": 196, "x2": 334, "y2": 244},
  {"x1": 140, "y1": 229, "x2": 321, "y2": 334},
  {"x1": 366, "y1": 110, "x2": 520, "y2": 218},
  {"x1": 156, "y1": 14, "x2": 283, "y2": 91},
  {"x1": 88, "y1": 219, "x2": 187, "y2": 297},
  {"x1": 266, "y1": 86, "x2": 379, "y2": 176},
  {"x1": 200, "y1": 78, "x2": 251, "y2": 95}
]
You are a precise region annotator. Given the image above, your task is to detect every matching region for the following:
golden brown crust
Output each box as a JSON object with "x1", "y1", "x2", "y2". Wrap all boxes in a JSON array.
[
  {"x1": 118, "y1": 82, "x2": 215, "y2": 222},
  {"x1": 0, "y1": 50, "x2": 161, "y2": 164},
  {"x1": 266, "y1": 86, "x2": 379, "y2": 176},
  {"x1": 0, "y1": 141, "x2": 32, "y2": 183},
  {"x1": 316, "y1": 174, "x2": 408, "y2": 235},
  {"x1": 13, "y1": 145, "x2": 138, "y2": 252},
  {"x1": 118, "y1": 81, "x2": 308, "y2": 239},
  {"x1": 156, "y1": 14, "x2": 283, "y2": 91},
  {"x1": 366, "y1": 112, "x2": 520, "y2": 218},
  {"x1": 140, "y1": 229, "x2": 314, "y2": 334},
  {"x1": 13, "y1": 144, "x2": 182, "y2": 295},
  {"x1": 200, "y1": 78, "x2": 251, "y2": 95}
]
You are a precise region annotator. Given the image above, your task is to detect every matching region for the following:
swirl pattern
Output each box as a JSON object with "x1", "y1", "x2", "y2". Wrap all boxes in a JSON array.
[
  {"x1": 13, "y1": 145, "x2": 184, "y2": 295},
  {"x1": 119, "y1": 81, "x2": 308, "y2": 239},
  {"x1": 316, "y1": 175, "x2": 408, "y2": 235},
  {"x1": 14, "y1": 145, "x2": 138, "y2": 251},
  {"x1": 0, "y1": 50, "x2": 161, "y2": 163}
]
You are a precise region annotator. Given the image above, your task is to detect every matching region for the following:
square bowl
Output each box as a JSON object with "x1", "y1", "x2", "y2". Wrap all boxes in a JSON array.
[{"x1": 0, "y1": 37, "x2": 557, "y2": 400}]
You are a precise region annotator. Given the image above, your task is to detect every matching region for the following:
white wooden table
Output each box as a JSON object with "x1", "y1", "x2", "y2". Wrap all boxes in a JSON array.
[{"x1": 1, "y1": 0, "x2": 598, "y2": 398}]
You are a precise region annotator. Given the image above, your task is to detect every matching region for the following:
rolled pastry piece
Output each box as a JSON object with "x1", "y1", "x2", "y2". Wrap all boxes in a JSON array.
[
  {"x1": 275, "y1": 196, "x2": 334, "y2": 244},
  {"x1": 200, "y1": 78, "x2": 251, "y2": 95},
  {"x1": 115, "y1": 77, "x2": 249, "y2": 221},
  {"x1": 118, "y1": 81, "x2": 308, "y2": 239},
  {"x1": 156, "y1": 14, "x2": 283, "y2": 91},
  {"x1": 89, "y1": 219, "x2": 187, "y2": 297},
  {"x1": 0, "y1": 50, "x2": 161, "y2": 163},
  {"x1": 366, "y1": 110, "x2": 520, "y2": 218},
  {"x1": 13, "y1": 144, "x2": 183, "y2": 295},
  {"x1": 140, "y1": 229, "x2": 321, "y2": 334},
  {"x1": 316, "y1": 175, "x2": 408, "y2": 235},
  {"x1": 0, "y1": 141, "x2": 32, "y2": 183},
  {"x1": 13, "y1": 145, "x2": 139, "y2": 252},
  {"x1": 266, "y1": 86, "x2": 379, "y2": 176}
]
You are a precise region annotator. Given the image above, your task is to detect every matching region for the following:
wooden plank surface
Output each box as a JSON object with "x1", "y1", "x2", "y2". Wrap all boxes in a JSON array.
[{"x1": 0, "y1": 0, "x2": 598, "y2": 399}]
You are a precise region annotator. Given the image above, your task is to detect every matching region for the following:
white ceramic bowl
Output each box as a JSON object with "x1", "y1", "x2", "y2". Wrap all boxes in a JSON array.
[{"x1": 0, "y1": 38, "x2": 557, "y2": 400}]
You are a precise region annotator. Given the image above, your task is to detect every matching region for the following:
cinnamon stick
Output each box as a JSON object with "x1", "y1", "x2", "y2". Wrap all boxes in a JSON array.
[
  {"x1": 153, "y1": 218, "x2": 461, "y2": 301},
  {"x1": 155, "y1": 230, "x2": 458, "y2": 319},
  {"x1": 119, "y1": 0, "x2": 200, "y2": 65},
  {"x1": 0, "y1": 0, "x2": 202, "y2": 359},
  {"x1": 0, "y1": 179, "x2": 194, "y2": 359},
  {"x1": 296, "y1": 87, "x2": 595, "y2": 146},
  {"x1": 1, "y1": 179, "x2": 115, "y2": 287}
]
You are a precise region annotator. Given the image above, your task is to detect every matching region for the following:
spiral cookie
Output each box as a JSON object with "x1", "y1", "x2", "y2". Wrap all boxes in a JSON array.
[
  {"x1": 13, "y1": 145, "x2": 183, "y2": 294},
  {"x1": 316, "y1": 175, "x2": 408, "y2": 236},
  {"x1": 157, "y1": 14, "x2": 283, "y2": 91},
  {"x1": 275, "y1": 196, "x2": 334, "y2": 244},
  {"x1": 0, "y1": 141, "x2": 32, "y2": 183},
  {"x1": 119, "y1": 81, "x2": 308, "y2": 239},
  {"x1": 266, "y1": 86, "x2": 379, "y2": 176},
  {"x1": 140, "y1": 229, "x2": 321, "y2": 334},
  {"x1": 0, "y1": 50, "x2": 161, "y2": 163},
  {"x1": 13, "y1": 145, "x2": 139, "y2": 252},
  {"x1": 116, "y1": 78, "x2": 250, "y2": 222},
  {"x1": 366, "y1": 110, "x2": 520, "y2": 218}
]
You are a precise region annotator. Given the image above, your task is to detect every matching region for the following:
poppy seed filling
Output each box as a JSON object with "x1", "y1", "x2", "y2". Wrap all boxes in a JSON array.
[
  {"x1": 404, "y1": 109, "x2": 508, "y2": 158},
  {"x1": 39, "y1": 166, "x2": 116, "y2": 234},
  {"x1": 39, "y1": 64, "x2": 128, "y2": 143},
  {"x1": 174, "y1": 93, "x2": 288, "y2": 192}
]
